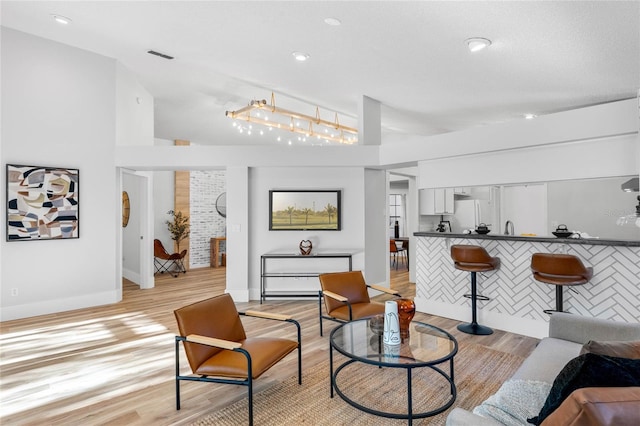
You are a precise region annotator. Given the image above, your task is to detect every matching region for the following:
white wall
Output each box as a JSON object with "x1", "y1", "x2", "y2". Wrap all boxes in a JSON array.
[
  {"x1": 418, "y1": 134, "x2": 637, "y2": 189},
  {"x1": 364, "y1": 169, "x2": 388, "y2": 285},
  {"x1": 246, "y1": 167, "x2": 366, "y2": 300},
  {"x1": 116, "y1": 63, "x2": 154, "y2": 146},
  {"x1": 383, "y1": 98, "x2": 637, "y2": 167},
  {"x1": 1, "y1": 28, "x2": 119, "y2": 320},
  {"x1": 151, "y1": 139, "x2": 175, "y2": 250}
]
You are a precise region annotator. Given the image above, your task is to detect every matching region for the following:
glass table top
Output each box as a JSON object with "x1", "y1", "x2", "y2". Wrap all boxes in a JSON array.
[{"x1": 330, "y1": 318, "x2": 458, "y2": 367}]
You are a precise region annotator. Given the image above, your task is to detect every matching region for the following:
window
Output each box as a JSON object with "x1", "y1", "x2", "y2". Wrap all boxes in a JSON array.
[{"x1": 389, "y1": 194, "x2": 406, "y2": 237}]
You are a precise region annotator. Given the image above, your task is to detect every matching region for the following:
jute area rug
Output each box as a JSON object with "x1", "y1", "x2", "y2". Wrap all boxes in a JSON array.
[{"x1": 192, "y1": 343, "x2": 524, "y2": 425}]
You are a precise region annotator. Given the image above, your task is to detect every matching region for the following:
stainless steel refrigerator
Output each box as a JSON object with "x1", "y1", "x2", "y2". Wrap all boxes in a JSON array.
[{"x1": 451, "y1": 199, "x2": 498, "y2": 233}]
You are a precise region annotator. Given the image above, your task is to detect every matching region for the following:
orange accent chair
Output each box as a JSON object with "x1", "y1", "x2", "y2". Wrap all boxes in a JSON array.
[
  {"x1": 154, "y1": 239, "x2": 187, "y2": 277},
  {"x1": 174, "y1": 294, "x2": 301, "y2": 425},
  {"x1": 318, "y1": 270, "x2": 401, "y2": 336}
]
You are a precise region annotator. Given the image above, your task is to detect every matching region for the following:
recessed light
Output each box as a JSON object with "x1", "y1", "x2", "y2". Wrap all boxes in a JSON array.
[
  {"x1": 465, "y1": 37, "x2": 491, "y2": 52},
  {"x1": 524, "y1": 114, "x2": 537, "y2": 120},
  {"x1": 292, "y1": 51, "x2": 310, "y2": 62},
  {"x1": 52, "y1": 14, "x2": 72, "y2": 25},
  {"x1": 324, "y1": 17, "x2": 342, "y2": 26}
]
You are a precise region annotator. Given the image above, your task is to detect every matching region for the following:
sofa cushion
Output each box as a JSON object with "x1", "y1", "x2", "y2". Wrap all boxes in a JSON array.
[
  {"x1": 511, "y1": 337, "x2": 582, "y2": 383},
  {"x1": 540, "y1": 387, "x2": 640, "y2": 426},
  {"x1": 527, "y1": 353, "x2": 640, "y2": 425},
  {"x1": 580, "y1": 340, "x2": 640, "y2": 359}
]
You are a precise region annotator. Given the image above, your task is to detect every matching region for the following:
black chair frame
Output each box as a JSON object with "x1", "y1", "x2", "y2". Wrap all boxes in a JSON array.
[{"x1": 154, "y1": 256, "x2": 186, "y2": 277}]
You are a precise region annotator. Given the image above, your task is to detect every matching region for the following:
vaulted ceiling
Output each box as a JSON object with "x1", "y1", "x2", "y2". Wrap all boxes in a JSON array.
[{"x1": 2, "y1": 1, "x2": 638, "y2": 146}]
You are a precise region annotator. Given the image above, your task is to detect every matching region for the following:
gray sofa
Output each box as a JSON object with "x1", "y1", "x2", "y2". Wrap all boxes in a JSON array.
[{"x1": 446, "y1": 312, "x2": 640, "y2": 425}]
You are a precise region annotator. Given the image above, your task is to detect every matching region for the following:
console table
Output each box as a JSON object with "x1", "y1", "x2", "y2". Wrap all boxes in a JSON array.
[{"x1": 260, "y1": 252, "x2": 353, "y2": 303}]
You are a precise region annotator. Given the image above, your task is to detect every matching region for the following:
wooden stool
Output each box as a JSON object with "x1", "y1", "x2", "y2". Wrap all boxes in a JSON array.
[
  {"x1": 531, "y1": 253, "x2": 593, "y2": 314},
  {"x1": 451, "y1": 245, "x2": 500, "y2": 335}
]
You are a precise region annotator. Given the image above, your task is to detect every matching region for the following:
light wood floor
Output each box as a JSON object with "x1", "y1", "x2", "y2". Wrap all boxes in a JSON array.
[{"x1": 0, "y1": 266, "x2": 539, "y2": 425}]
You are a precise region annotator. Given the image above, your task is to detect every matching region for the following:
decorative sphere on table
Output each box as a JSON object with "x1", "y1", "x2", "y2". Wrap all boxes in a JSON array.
[{"x1": 396, "y1": 298, "x2": 416, "y2": 341}]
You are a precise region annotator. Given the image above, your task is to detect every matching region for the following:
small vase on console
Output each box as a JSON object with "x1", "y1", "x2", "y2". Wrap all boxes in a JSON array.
[
  {"x1": 299, "y1": 240, "x2": 312, "y2": 256},
  {"x1": 396, "y1": 298, "x2": 416, "y2": 342}
]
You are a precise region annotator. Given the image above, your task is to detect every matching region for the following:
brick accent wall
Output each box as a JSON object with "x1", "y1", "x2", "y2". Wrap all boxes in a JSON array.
[{"x1": 189, "y1": 171, "x2": 226, "y2": 268}]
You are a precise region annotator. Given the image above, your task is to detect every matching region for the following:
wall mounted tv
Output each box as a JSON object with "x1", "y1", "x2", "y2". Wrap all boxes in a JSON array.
[{"x1": 269, "y1": 189, "x2": 341, "y2": 231}]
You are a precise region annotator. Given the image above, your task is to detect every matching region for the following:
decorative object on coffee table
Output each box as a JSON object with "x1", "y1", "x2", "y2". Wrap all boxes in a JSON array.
[
  {"x1": 383, "y1": 300, "x2": 401, "y2": 346},
  {"x1": 299, "y1": 239, "x2": 312, "y2": 255},
  {"x1": 396, "y1": 298, "x2": 416, "y2": 341}
]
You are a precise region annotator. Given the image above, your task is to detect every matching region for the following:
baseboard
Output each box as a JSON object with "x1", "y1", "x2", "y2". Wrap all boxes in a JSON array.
[
  {"x1": 1, "y1": 290, "x2": 121, "y2": 321},
  {"x1": 122, "y1": 268, "x2": 140, "y2": 284},
  {"x1": 415, "y1": 297, "x2": 548, "y2": 339}
]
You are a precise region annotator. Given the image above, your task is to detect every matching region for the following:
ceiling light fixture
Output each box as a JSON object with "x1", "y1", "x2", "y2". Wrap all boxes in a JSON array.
[
  {"x1": 292, "y1": 52, "x2": 310, "y2": 62},
  {"x1": 465, "y1": 37, "x2": 491, "y2": 52},
  {"x1": 52, "y1": 14, "x2": 72, "y2": 25},
  {"x1": 225, "y1": 93, "x2": 358, "y2": 145},
  {"x1": 324, "y1": 17, "x2": 342, "y2": 26},
  {"x1": 524, "y1": 113, "x2": 537, "y2": 120}
]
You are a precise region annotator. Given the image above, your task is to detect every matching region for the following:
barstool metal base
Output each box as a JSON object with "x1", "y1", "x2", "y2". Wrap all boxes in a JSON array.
[{"x1": 457, "y1": 322, "x2": 493, "y2": 335}]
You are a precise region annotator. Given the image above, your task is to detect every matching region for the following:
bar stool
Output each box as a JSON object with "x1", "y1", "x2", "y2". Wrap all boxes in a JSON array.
[
  {"x1": 531, "y1": 253, "x2": 593, "y2": 314},
  {"x1": 451, "y1": 245, "x2": 500, "y2": 335}
]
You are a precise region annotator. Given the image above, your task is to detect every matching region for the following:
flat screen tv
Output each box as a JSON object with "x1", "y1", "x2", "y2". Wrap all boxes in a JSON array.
[{"x1": 269, "y1": 189, "x2": 341, "y2": 231}]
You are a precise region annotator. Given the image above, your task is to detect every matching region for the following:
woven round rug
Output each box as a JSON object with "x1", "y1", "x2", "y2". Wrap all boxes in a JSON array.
[{"x1": 192, "y1": 343, "x2": 524, "y2": 425}]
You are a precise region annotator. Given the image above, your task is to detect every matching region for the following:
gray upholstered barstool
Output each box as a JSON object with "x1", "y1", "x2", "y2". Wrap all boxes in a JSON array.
[
  {"x1": 531, "y1": 253, "x2": 593, "y2": 314},
  {"x1": 451, "y1": 245, "x2": 500, "y2": 335}
]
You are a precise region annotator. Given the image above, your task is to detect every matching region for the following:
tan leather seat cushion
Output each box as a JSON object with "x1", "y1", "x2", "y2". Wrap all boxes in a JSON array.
[
  {"x1": 194, "y1": 337, "x2": 298, "y2": 379},
  {"x1": 328, "y1": 302, "x2": 385, "y2": 321}
]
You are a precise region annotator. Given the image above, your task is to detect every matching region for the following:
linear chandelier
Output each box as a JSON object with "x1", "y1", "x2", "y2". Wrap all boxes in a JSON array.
[{"x1": 225, "y1": 93, "x2": 358, "y2": 144}]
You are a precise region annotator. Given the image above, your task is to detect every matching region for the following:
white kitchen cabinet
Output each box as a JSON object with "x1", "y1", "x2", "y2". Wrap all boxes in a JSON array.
[
  {"x1": 420, "y1": 188, "x2": 454, "y2": 215},
  {"x1": 419, "y1": 189, "x2": 436, "y2": 215},
  {"x1": 453, "y1": 187, "x2": 470, "y2": 196}
]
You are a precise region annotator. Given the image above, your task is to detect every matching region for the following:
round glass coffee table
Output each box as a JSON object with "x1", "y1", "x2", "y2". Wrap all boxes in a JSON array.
[{"x1": 329, "y1": 318, "x2": 458, "y2": 425}]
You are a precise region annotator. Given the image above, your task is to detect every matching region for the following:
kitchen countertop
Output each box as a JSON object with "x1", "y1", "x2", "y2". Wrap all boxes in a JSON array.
[{"x1": 413, "y1": 231, "x2": 640, "y2": 247}]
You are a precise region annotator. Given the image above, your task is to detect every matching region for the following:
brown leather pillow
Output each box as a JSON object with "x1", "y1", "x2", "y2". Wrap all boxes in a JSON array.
[
  {"x1": 580, "y1": 341, "x2": 640, "y2": 360},
  {"x1": 540, "y1": 387, "x2": 640, "y2": 426}
]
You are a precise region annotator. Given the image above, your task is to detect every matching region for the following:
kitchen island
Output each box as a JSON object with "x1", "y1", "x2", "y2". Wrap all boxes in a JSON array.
[{"x1": 413, "y1": 232, "x2": 640, "y2": 338}]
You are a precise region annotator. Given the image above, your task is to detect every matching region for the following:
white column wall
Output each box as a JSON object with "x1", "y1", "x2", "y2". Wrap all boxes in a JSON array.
[
  {"x1": 225, "y1": 166, "x2": 250, "y2": 301},
  {"x1": 1, "y1": 28, "x2": 119, "y2": 320}
]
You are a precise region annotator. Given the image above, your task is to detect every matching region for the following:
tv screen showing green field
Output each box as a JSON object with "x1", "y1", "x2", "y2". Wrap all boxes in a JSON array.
[{"x1": 269, "y1": 190, "x2": 341, "y2": 231}]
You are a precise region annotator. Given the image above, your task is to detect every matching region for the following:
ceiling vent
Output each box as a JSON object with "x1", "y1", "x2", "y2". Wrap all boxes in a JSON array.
[{"x1": 147, "y1": 50, "x2": 174, "y2": 60}]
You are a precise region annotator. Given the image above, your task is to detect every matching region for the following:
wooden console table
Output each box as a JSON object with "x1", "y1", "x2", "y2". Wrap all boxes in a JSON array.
[
  {"x1": 210, "y1": 237, "x2": 226, "y2": 268},
  {"x1": 260, "y1": 252, "x2": 353, "y2": 303}
]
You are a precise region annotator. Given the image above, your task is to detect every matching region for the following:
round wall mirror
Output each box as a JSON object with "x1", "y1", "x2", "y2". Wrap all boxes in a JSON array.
[{"x1": 216, "y1": 192, "x2": 227, "y2": 218}]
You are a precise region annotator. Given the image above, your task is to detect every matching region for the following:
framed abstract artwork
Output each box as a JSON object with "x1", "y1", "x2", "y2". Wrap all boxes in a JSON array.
[{"x1": 6, "y1": 164, "x2": 79, "y2": 241}]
